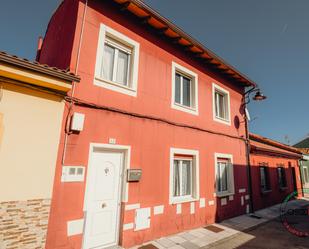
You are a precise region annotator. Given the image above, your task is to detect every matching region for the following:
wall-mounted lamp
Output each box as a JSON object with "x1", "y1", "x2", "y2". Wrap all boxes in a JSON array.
[
  {"x1": 243, "y1": 87, "x2": 267, "y2": 106},
  {"x1": 253, "y1": 90, "x2": 267, "y2": 101}
]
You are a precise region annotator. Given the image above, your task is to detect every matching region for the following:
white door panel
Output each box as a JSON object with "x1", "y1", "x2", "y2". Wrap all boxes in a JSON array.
[{"x1": 83, "y1": 150, "x2": 124, "y2": 249}]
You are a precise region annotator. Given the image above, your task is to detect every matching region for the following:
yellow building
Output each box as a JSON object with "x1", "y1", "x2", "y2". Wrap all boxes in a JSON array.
[{"x1": 0, "y1": 51, "x2": 79, "y2": 248}]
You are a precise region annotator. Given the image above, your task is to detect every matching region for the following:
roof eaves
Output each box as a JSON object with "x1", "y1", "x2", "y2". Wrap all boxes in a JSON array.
[
  {"x1": 0, "y1": 51, "x2": 80, "y2": 83},
  {"x1": 113, "y1": 0, "x2": 257, "y2": 88}
]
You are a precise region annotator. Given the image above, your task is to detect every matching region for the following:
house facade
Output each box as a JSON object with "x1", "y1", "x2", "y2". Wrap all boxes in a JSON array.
[
  {"x1": 0, "y1": 51, "x2": 79, "y2": 249},
  {"x1": 294, "y1": 137, "x2": 309, "y2": 196},
  {"x1": 249, "y1": 133, "x2": 303, "y2": 211},
  {"x1": 38, "y1": 0, "x2": 259, "y2": 248}
]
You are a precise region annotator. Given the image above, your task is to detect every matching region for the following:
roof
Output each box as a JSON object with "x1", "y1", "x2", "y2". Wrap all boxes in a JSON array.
[
  {"x1": 294, "y1": 137, "x2": 309, "y2": 149},
  {"x1": 0, "y1": 51, "x2": 80, "y2": 82},
  {"x1": 249, "y1": 133, "x2": 302, "y2": 159},
  {"x1": 112, "y1": 0, "x2": 257, "y2": 88}
]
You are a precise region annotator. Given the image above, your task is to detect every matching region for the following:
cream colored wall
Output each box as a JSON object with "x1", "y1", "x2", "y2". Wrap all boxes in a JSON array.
[{"x1": 0, "y1": 83, "x2": 64, "y2": 201}]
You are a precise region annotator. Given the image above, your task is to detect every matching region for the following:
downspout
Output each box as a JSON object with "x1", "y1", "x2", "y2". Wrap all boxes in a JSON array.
[
  {"x1": 61, "y1": 0, "x2": 88, "y2": 165},
  {"x1": 242, "y1": 86, "x2": 255, "y2": 214},
  {"x1": 244, "y1": 106, "x2": 255, "y2": 213}
]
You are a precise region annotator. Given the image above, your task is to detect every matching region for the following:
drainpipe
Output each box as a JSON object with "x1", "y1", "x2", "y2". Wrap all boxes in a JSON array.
[
  {"x1": 244, "y1": 104, "x2": 255, "y2": 213},
  {"x1": 61, "y1": 0, "x2": 88, "y2": 166}
]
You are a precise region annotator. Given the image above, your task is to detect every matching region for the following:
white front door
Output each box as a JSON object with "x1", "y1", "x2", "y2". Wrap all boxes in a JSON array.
[{"x1": 83, "y1": 149, "x2": 124, "y2": 249}]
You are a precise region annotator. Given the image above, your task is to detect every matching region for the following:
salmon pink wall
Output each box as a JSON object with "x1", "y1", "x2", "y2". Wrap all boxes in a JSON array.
[
  {"x1": 41, "y1": 1, "x2": 251, "y2": 248},
  {"x1": 250, "y1": 154, "x2": 302, "y2": 211}
]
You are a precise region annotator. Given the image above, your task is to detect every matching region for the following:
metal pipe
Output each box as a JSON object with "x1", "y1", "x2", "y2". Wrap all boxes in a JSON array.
[{"x1": 61, "y1": 0, "x2": 88, "y2": 166}]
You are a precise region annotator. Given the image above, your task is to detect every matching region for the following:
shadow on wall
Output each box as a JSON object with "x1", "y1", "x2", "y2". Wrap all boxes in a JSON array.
[{"x1": 214, "y1": 163, "x2": 301, "y2": 223}]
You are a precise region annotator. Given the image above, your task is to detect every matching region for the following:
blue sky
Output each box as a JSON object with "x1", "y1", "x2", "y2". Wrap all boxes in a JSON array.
[{"x1": 1, "y1": 0, "x2": 308, "y2": 144}]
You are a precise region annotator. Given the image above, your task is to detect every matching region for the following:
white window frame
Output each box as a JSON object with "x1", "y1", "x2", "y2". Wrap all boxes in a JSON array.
[
  {"x1": 171, "y1": 62, "x2": 199, "y2": 115},
  {"x1": 303, "y1": 166, "x2": 309, "y2": 183},
  {"x1": 169, "y1": 148, "x2": 199, "y2": 204},
  {"x1": 94, "y1": 24, "x2": 140, "y2": 97},
  {"x1": 214, "y1": 153, "x2": 234, "y2": 197},
  {"x1": 212, "y1": 83, "x2": 231, "y2": 125}
]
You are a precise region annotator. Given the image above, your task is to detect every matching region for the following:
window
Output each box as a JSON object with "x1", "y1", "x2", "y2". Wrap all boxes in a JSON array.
[
  {"x1": 277, "y1": 166, "x2": 287, "y2": 189},
  {"x1": 94, "y1": 24, "x2": 140, "y2": 96},
  {"x1": 259, "y1": 164, "x2": 271, "y2": 192},
  {"x1": 175, "y1": 73, "x2": 192, "y2": 108},
  {"x1": 215, "y1": 153, "x2": 234, "y2": 196},
  {"x1": 170, "y1": 148, "x2": 199, "y2": 204},
  {"x1": 173, "y1": 159, "x2": 192, "y2": 197},
  {"x1": 302, "y1": 166, "x2": 309, "y2": 183},
  {"x1": 171, "y1": 62, "x2": 198, "y2": 115},
  {"x1": 102, "y1": 37, "x2": 131, "y2": 86},
  {"x1": 212, "y1": 83, "x2": 231, "y2": 125}
]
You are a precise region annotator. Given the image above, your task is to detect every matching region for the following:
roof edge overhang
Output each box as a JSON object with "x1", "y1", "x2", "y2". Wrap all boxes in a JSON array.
[
  {"x1": 250, "y1": 145, "x2": 302, "y2": 160},
  {"x1": 250, "y1": 133, "x2": 302, "y2": 155},
  {"x1": 112, "y1": 0, "x2": 257, "y2": 88},
  {"x1": 0, "y1": 51, "x2": 80, "y2": 93}
]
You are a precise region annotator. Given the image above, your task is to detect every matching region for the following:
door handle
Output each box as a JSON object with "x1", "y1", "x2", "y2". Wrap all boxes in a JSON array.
[{"x1": 102, "y1": 203, "x2": 107, "y2": 208}]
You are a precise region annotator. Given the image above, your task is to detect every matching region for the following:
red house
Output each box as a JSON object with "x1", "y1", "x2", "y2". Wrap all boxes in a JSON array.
[
  {"x1": 249, "y1": 133, "x2": 302, "y2": 211},
  {"x1": 38, "y1": 0, "x2": 261, "y2": 248}
]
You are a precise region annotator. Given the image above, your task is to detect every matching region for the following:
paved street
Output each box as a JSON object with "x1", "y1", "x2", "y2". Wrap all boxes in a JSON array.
[{"x1": 207, "y1": 219, "x2": 309, "y2": 249}]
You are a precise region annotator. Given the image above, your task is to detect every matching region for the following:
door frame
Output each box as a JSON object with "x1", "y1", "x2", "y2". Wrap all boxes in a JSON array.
[{"x1": 82, "y1": 143, "x2": 131, "y2": 249}]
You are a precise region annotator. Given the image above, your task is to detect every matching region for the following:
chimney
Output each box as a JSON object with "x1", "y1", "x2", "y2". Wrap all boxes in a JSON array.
[{"x1": 35, "y1": 36, "x2": 43, "y2": 62}]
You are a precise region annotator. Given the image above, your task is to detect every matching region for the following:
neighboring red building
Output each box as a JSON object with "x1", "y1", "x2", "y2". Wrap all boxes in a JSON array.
[
  {"x1": 249, "y1": 133, "x2": 302, "y2": 211},
  {"x1": 38, "y1": 0, "x2": 261, "y2": 248}
]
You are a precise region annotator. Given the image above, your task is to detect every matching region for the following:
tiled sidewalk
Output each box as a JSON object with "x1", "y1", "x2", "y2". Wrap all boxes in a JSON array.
[{"x1": 129, "y1": 198, "x2": 309, "y2": 249}]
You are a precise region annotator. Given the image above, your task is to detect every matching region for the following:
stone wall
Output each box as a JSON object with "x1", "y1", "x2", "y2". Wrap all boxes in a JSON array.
[{"x1": 0, "y1": 199, "x2": 51, "y2": 249}]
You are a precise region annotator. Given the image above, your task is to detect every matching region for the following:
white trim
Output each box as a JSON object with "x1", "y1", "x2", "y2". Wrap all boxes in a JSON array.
[
  {"x1": 214, "y1": 153, "x2": 235, "y2": 197},
  {"x1": 190, "y1": 202, "x2": 195, "y2": 214},
  {"x1": 176, "y1": 203, "x2": 182, "y2": 214},
  {"x1": 171, "y1": 62, "x2": 199, "y2": 115},
  {"x1": 208, "y1": 200, "x2": 215, "y2": 206},
  {"x1": 212, "y1": 83, "x2": 231, "y2": 125},
  {"x1": 169, "y1": 148, "x2": 200, "y2": 204},
  {"x1": 303, "y1": 154, "x2": 309, "y2": 161},
  {"x1": 67, "y1": 219, "x2": 84, "y2": 236},
  {"x1": 238, "y1": 188, "x2": 246, "y2": 193},
  {"x1": 125, "y1": 203, "x2": 140, "y2": 211},
  {"x1": 153, "y1": 205, "x2": 164, "y2": 215},
  {"x1": 94, "y1": 24, "x2": 140, "y2": 97},
  {"x1": 82, "y1": 143, "x2": 131, "y2": 249},
  {"x1": 199, "y1": 198, "x2": 206, "y2": 208},
  {"x1": 123, "y1": 223, "x2": 134, "y2": 231}
]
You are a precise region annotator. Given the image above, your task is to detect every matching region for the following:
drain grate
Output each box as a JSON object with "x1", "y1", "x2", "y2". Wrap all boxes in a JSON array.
[
  {"x1": 138, "y1": 244, "x2": 158, "y2": 249},
  {"x1": 204, "y1": 225, "x2": 224, "y2": 233}
]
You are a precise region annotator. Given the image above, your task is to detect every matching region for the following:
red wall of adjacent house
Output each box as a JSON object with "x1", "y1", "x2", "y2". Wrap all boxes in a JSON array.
[
  {"x1": 41, "y1": 1, "x2": 251, "y2": 248},
  {"x1": 250, "y1": 153, "x2": 302, "y2": 211}
]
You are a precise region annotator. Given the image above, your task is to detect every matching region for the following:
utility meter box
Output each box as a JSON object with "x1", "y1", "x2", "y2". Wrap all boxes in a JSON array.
[
  {"x1": 127, "y1": 169, "x2": 142, "y2": 182},
  {"x1": 71, "y1": 112, "x2": 85, "y2": 132}
]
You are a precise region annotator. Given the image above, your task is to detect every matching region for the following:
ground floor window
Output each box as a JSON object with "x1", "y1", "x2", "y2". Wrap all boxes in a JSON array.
[
  {"x1": 215, "y1": 153, "x2": 234, "y2": 196},
  {"x1": 277, "y1": 166, "x2": 287, "y2": 189},
  {"x1": 170, "y1": 148, "x2": 199, "y2": 204},
  {"x1": 259, "y1": 164, "x2": 271, "y2": 192}
]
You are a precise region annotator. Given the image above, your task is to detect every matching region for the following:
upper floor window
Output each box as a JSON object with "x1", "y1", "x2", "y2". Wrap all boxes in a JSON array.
[
  {"x1": 215, "y1": 153, "x2": 234, "y2": 197},
  {"x1": 277, "y1": 166, "x2": 287, "y2": 189},
  {"x1": 169, "y1": 148, "x2": 199, "y2": 204},
  {"x1": 171, "y1": 62, "x2": 198, "y2": 115},
  {"x1": 212, "y1": 83, "x2": 231, "y2": 125},
  {"x1": 259, "y1": 164, "x2": 271, "y2": 193},
  {"x1": 94, "y1": 24, "x2": 140, "y2": 97}
]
